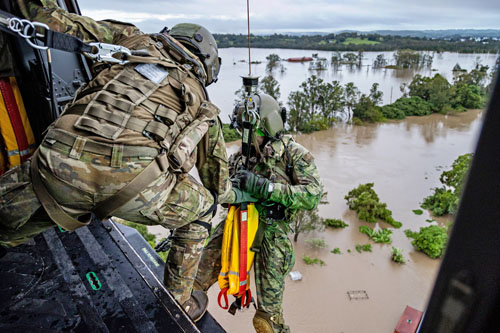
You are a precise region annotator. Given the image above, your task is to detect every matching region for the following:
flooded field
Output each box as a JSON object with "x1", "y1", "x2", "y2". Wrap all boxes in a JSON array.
[
  {"x1": 200, "y1": 109, "x2": 484, "y2": 332},
  {"x1": 146, "y1": 46, "x2": 489, "y2": 330},
  {"x1": 207, "y1": 48, "x2": 497, "y2": 121}
]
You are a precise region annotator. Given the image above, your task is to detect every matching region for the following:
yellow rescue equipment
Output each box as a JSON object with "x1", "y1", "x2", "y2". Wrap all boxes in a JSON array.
[
  {"x1": 0, "y1": 77, "x2": 36, "y2": 174},
  {"x1": 217, "y1": 203, "x2": 259, "y2": 309}
]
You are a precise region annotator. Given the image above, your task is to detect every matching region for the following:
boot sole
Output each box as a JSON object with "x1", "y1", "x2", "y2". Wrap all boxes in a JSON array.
[{"x1": 192, "y1": 305, "x2": 208, "y2": 322}]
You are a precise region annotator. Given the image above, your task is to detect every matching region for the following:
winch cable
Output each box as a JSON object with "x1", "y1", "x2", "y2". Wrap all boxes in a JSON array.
[{"x1": 247, "y1": 0, "x2": 251, "y2": 75}]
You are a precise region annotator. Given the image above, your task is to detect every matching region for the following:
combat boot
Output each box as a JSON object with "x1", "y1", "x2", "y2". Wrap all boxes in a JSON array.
[
  {"x1": 182, "y1": 290, "x2": 208, "y2": 322},
  {"x1": 253, "y1": 309, "x2": 290, "y2": 333}
]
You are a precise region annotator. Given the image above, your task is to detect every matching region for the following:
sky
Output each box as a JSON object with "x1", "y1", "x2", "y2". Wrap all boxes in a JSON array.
[{"x1": 78, "y1": 0, "x2": 500, "y2": 34}]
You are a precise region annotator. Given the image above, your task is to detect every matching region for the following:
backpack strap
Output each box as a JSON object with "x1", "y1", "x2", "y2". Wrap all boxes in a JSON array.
[{"x1": 31, "y1": 150, "x2": 91, "y2": 231}]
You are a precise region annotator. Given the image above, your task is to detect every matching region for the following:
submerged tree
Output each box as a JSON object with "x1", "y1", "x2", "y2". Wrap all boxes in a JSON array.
[
  {"x1": 373, "y1": 54, "x2": 387, "y2": 68},
  {"x1": 422, "y1": 153, "x2": 473, "y2": 216},
  {"x1": 286, "y1": 76, "x2": 345, "y2": 132},
  {"x1": 266, "y1": 53, "x2": 281, "y2": 73},
  {"x1": 394, "y1": 49, "x2": 433, "y2": 69},
  {"x1": 260, "y1": 75, "x2": 281, "y2": 102},
  {"x1": 344, "y1": 82, "x2": 360, "y2": 121},
  {"x1": 369, "y1": 83, "x2": 383, "y2": 105}
]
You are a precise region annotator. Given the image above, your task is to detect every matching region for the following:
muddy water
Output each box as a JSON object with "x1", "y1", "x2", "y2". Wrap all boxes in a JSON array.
[
  {"x1": 198, "y1": 109, "x2": 483, "y2": 333},
  {"x1": 207, "y1": 49, "x2": 497, "y2": 121}
]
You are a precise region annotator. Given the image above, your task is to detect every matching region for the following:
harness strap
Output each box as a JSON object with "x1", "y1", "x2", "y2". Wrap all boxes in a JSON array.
[
  {"x1": 217, "y1": 288, "x2": 229, "y2": 310},
  {"x1": 201, "y1": 190, "x2": 218, "y2": 218},
  {"x1": 31, "y1": 150, "x2": 91, "y2": 231},
  {"x1": 45, "y1": 28, "x2": 93, "y2": 53},
  {"x1": 193, "y1": 220, "x2": 212, "y2": 235},
  {"x1": 250, "y1": 219, "x2": 267, "y2": 253},
  {"x1": 0, "y1": 9, "x2": 93, "y2": 54},
  {"x1": 93, "y1": 152, "x2": 170, "y2": 220},
  {"x1": 239, "y1": 203, "x2": 249, "y2": 298}
]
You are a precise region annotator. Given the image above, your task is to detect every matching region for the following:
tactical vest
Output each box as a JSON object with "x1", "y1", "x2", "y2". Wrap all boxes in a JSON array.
[
  {"x1": 32, "y1": 33, "x2": 220, "y2": 231},
  {"x1": 53, "y1": 32, "x2": 219, "y2": 174}
]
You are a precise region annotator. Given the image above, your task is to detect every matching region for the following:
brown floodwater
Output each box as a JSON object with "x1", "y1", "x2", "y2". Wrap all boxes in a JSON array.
[{"x1": 149, "y1": 109, "x2": 484, "y2": 332}]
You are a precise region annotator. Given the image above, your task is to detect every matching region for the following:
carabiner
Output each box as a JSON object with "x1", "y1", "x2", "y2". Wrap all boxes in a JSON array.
[
  {"x1": 86, "y1": 42, "x2": 131, "y2": 64},
  {"x1": 24, "y1": 21, "x2": 49, "y2": 50}
]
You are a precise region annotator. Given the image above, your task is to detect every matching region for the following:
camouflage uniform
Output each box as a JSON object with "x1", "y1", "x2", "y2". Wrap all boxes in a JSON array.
[
  {"x1": 195, "y1": 136, "x2": 323, "y2": 332},
  {"x1": 0, "y1": 0, "x2": 233, "y2": 305}
]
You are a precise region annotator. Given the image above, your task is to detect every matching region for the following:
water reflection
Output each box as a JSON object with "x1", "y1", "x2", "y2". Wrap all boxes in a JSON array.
[{"x1": 403, "y1": 109, "x2": 483, "y2": 143}]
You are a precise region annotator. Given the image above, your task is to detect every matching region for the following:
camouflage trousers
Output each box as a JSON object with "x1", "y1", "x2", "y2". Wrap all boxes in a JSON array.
[
  {"x1": 195, "y1": 218, "x2": 295, "y2": 332},
  {"x1": 0, "y1": 142, "x2": 214, "y2": 304}
]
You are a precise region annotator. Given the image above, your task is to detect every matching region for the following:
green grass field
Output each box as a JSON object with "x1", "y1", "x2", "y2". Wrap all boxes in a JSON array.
[{"x1": 342, "y1": 37, "x2": 381, "y2": 45}]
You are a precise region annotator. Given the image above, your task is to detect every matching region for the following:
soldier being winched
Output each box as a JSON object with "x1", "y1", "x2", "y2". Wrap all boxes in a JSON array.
[
  {"x1": 195, "y1": 94, "x2": 324, "y2": 332},
  {"x1": 0, "y1": 0, "x2": 243, "y2": 321}
]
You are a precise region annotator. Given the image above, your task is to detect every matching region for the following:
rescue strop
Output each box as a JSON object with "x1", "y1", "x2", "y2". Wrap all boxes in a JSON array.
[
  {"x1": 0, "y1": 77, "x2": 35, "y2": 174},
  {"x1": 218, "y1": 203, "x2": 259, "y2": 310}
]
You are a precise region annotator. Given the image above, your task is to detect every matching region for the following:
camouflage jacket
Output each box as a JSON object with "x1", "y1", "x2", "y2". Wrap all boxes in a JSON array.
[
  {"x1": 229, "y1": 136, "x2": 323, "y2": 217},
  {"x1": 14, "y1": 0, "x2": 233, "y2": 203}
]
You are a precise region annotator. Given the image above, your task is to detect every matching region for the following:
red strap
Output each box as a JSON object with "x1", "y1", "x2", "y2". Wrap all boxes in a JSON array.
[
  {"x1": 239, "y1": 204, "x2": 248, "y2": 297},
  {"x1": 241, "y1": 289, "x2": 252, "y2": 308},
  {"x1": 218, "y1": 288, "x2": 229, "y2": 310},
  {"x1": 0, "y1": 79, "x2": 30, "y2": 162}
]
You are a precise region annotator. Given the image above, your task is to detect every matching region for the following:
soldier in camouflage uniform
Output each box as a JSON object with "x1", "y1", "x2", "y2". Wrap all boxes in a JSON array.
[
  {"x1": 195, "y1": 94, "x2": 323, "y2": 332},
  {"x1": 0, "y1": 0, "x2": 239, "y2": 321}
]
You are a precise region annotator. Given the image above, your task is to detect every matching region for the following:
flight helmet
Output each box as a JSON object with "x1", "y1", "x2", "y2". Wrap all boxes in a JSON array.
[
  {"x1": 169, "y1": 23, "x2": 221, "y2": 86},
  {"x1": 232, "y1": 93, "x2": 286, "y2": 138}
]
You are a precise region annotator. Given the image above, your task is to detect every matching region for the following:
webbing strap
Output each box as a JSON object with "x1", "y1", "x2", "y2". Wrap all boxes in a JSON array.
[
  {"x1": 95, "y1": 93, "x2": 134, "y2": 113},
  {"x1": 45, "y1": 128, "x2": 159, "y2": 158},
  {"x1": 0, "y1": 9, "x2": 93, "y2": 54},
  {"x1": 116, "y1": 74, "x2": 157, "y2": 96},
  {"x1": 125, "y1": 117, "x2": 169, "y2": 139},
  {"x1": 250, "y1": 219, "x2": 267, "y2": 253},
  {"x1": 193, "y1": 220, "x2": 212, "y2": 235},
  {"x1": 155, "y1": 105, "x2": 178, "y2": 124},
  {"x1": 45, "y1": 28, "x2": 93, "y2": 53},
  {"x1": 30, "y1": 151, "x2": 90, "y2": 231},
  {"x1": 107, "y1": 83, "x2": 142, "y2": 102},
  {"x1": 93, "y1": 153, "x2": 170, "y2": 220},
  {"x1": 239, "y1": 203, "x2": 249, "y2": 298},
  {"x1": 141, "y1": 100, "x2": 178, "y2": 125},
  {"x1": 87, "y1": 106, "x2": 129, "y2": 127},
  {"x1": 77, "y1": 116, "x2": 123, "y2": 140}
]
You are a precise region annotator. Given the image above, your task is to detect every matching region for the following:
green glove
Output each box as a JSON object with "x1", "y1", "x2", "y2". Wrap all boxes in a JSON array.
[
  {"x1": 233, "y1": 170, "x2": 272, "y2": 200},
  {"x1": 231, "y1": 188, "x2": 259, "y2": 204}
]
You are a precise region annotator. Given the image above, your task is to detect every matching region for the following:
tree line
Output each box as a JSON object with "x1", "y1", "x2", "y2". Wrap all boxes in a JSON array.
[
  {"x1": 214, "y1": 32, "x2": 500, "y2": 54},
  {"x1": 223, "y1": 54, "x2": 496, "y2": 140},
  {"x1": 278, "y1": 63, "x2": 492, "y2": 131}
]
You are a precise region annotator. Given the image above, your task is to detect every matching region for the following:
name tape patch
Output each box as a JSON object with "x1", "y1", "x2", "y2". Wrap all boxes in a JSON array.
[{"x1": 135, "y1": 63, "x2": 169, "y2": 84}]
